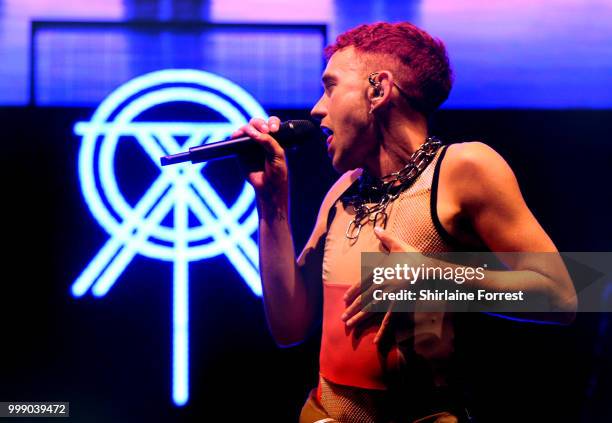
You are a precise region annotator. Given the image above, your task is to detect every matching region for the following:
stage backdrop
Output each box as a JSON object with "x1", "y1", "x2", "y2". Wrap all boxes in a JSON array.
[
  {"x1": 0, "y1": 1, "x2": 611, "y2": 421},
  {"x1": 1, "y1": 105, "x2": 611, "y2": 421}
]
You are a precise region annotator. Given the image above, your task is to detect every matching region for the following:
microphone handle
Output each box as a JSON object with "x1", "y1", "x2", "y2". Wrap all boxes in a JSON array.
[
  {"x1": 160, "y1": 120, "x2": 316, "y2": 166},
  {"x1": 159, "y1": 136, "x2": 260, "y2": 166},
  {"x1": 188, "y1": 136, "x2": 260, "y2": 164}
]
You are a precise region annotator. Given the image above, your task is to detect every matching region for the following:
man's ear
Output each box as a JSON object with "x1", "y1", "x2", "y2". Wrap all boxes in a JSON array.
[{"x1": 368, "y1": 70, "x2": 394, "y2": 114}]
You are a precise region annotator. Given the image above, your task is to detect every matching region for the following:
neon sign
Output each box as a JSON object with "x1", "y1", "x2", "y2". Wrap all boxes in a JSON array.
[{"x1": 71, "y1": 69, "x2": 265, "y2": 406}]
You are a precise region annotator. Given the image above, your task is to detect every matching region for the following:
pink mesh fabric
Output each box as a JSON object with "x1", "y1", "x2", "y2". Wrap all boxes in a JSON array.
[
  {"x1": 319, "y1": 375, "x2": 387, "y2": 422},
  {"x1": 318, "y1": 146, "x2": 456, "y2": 421}
]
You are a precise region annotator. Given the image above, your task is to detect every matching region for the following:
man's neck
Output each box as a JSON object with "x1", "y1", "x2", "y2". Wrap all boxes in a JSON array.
[{"x1": 363, "y1": 116, "x2": 429, "y2": 178}]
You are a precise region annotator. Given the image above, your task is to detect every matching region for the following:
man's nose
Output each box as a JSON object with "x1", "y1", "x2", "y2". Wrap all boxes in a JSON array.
[{"x1": 310, "y1": 96, "x2": 327, "y2": 120}]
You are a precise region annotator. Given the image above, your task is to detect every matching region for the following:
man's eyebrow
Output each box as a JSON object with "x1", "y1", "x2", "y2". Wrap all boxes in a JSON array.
[{"x1": 321, "y1": 74, "x2": 337, "y2": 85}]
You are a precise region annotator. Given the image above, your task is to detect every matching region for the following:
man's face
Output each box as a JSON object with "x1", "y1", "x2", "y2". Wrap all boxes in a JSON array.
[{"x1": 310, "y1": 47, "x2": 376, "y2": 173}]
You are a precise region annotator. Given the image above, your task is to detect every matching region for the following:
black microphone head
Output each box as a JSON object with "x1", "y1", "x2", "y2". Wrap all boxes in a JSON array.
[{"x1": 273, "y1": 120, "x2": 319, "y2": 147}]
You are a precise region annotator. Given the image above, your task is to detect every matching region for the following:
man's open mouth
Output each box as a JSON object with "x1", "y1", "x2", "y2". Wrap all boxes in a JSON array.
[{"x1": 321, "y1": 126, "x2": 334, "y2": 145}]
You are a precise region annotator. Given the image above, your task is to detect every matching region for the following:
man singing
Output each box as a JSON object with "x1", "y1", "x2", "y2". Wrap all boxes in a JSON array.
[{"x1": 233, "y1": 22, "x2": 577, "y2": 422}]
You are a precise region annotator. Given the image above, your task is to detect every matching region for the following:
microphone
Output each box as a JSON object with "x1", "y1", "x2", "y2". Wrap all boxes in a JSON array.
[{"x1": 160, "y1": 120, "x2": 318, "y2": 166}]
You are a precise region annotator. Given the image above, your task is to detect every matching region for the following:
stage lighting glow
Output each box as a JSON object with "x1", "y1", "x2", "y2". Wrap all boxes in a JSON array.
[{"x1": 71, "y1": 69, "x2": 266, "y2": 406}]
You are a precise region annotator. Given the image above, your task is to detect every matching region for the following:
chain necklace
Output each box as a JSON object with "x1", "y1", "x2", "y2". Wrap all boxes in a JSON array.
[{"x1": 342, "y1": 136, "x2": 442, "y2": 241}]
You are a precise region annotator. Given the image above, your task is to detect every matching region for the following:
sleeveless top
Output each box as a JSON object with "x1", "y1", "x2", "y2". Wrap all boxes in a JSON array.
[{"x1": 319, "y1": 145, "x2": 458, "y2": 397}]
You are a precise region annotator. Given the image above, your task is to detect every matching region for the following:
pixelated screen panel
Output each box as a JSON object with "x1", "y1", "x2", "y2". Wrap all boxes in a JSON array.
[{"x1": 33, "y1": 23, "x2": 325, "y2": 108}]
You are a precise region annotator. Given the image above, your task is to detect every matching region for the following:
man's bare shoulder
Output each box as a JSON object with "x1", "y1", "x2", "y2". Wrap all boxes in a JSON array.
[
  {"x1": 442, "y1": 141, "x2": 522, "y2": 211},
  {"x1": 444, "y1": 141, "x2": 517, "y2": 184},
  {"x1": 444, "y1": 141, "x2": 510, "y2": 175}
]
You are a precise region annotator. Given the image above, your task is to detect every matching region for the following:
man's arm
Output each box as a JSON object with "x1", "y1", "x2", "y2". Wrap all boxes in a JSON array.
[
  {"x1": 258, "y1": 170, "x2": 356, "y2": 346},
  {"x1": 443, "y1": 141, "x2": 577, "y2": 323},
  {"x1": 239, "y1": 116, "x2": 359, "y2": 346},
  {"x1": 342, "y1": 141, "x2": 577, "y2": 335}
]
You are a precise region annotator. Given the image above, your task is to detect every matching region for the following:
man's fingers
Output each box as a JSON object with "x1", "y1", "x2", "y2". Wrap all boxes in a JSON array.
[
  {"x1": 343, "y1": 281, "x2": 363, "y2": 305},
  {"x1": 250, "y1": 117, "x2": 270, "y2": 134},
  {"x1": 374, "y1": 227, "x2": 402, "y2": 252},
  {"x1": 231, "y1": 116, "x2": 286, "y2": 160},
  {"x1": 344, "y1": 288, "x2": 387, "y2": 326},
  {"x1": 352, "y1": 312, "x2": 384, "y2": 339},
  {"x1": 237, "y1": 120, "x2": 285, "y2": 159},
  {"x1": 344, "y1": 266, "x2": 378, "y2": 305},
  {"x1": 374, "y1": 227, "x2": 417, "y2": 252},
  {"x1": 268, "y1": 116, "x2": 281, "y2": 132},
  {"x1": 230, "y1": 128, "x2": 245, "y2": 139},
  {"x1": 345, "y1": 310, "x2": 372, "y2": 328},
  {"x1": 373, "y1": 306, "x2": 394, "y2": 344},
  {"x1": 346, "y1": 299, "x2": 387, "y2": 329},
  {"x1": 342, "y1": 293, "x2": 365, "y2": 322},
  {"x1": 346, "y1": 277, "x2": 380, "y2": 314},
  {"x1": 251, "y1": 115, "x2": 281, "y2": 133},
  {"x1": 244, "y1": 123, "x2": 264, "y2": 139}
]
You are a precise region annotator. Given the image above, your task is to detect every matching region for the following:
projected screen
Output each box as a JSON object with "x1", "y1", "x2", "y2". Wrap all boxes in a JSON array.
[
  {"x1": 0, "y1": 0, "x2": 607, "y2": 108},
  {"x1": 32, "y1": 22, "x2": 326, "y2": 109}
]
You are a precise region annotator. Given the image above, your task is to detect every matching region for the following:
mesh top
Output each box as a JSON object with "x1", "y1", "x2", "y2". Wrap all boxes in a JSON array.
[{"x1": 318, "y1": 146, "x2": 458, "y2": 421}]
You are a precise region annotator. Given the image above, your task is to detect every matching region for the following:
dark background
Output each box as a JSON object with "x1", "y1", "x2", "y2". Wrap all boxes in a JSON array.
[{"x1": 0, "y1": 106, "x2": 611, "y2": 422}]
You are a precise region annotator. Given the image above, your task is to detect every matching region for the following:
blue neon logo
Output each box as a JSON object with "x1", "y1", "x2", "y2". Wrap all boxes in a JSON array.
[{"x1": 71, "y1": 69, "x2": 266, "y2": 406}]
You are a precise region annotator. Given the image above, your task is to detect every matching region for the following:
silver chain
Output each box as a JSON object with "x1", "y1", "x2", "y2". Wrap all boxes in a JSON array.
[{"x1": 344, "y1": 137, "x2": 442, "y2": 241}]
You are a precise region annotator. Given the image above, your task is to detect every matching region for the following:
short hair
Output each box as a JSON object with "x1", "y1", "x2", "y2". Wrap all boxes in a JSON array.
[{"x1": 324, "y1": 22, "x2": 453, "y2": 116}]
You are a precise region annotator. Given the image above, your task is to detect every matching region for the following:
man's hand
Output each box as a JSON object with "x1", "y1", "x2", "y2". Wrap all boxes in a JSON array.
[
  {"x1": 341, "y1": 227, "x2": 422, "y2": 344},
  {"x1": 233, "y1": 116, "x2": 289, "y2": 218}
]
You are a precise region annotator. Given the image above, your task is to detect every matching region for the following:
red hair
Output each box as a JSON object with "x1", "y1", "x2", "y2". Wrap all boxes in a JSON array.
[{"x1": 324, "y1": 22, "x2": 453, "y2": 116}]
